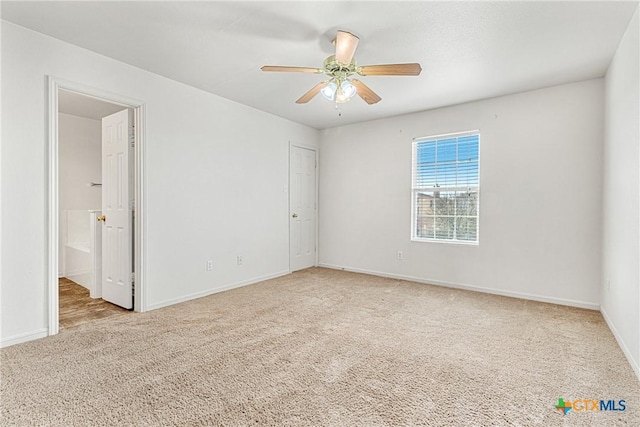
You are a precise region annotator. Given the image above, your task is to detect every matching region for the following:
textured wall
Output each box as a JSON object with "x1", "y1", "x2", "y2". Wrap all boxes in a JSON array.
[
  {"x1": 602, "y1": 7, "x2": 640, "y2": 377},
  {"x1": 1, "y1": 22, "x2": 319, "y2": 345},
  {"x1": 320, "y1": 79, "x2": 604, "y2": 309}
]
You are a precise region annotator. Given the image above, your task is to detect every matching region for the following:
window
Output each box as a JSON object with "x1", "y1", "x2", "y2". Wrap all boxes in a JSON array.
[{"x1": 412, "y1": 131, "x2": 480, "y2": 243}]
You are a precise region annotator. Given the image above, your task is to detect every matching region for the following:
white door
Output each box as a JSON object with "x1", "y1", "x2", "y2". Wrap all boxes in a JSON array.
[
  {"x1": 290, "y1": 146, "x2": 317, "y2": 271},
  {"x1": 100, "y1": 109, "x2": 133, "y2": 309}
]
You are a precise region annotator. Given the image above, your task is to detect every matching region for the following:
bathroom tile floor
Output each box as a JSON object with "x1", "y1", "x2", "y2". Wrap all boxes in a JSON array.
[{"x1": 59, "y1": 278, "x2": 131, "y2": 329}]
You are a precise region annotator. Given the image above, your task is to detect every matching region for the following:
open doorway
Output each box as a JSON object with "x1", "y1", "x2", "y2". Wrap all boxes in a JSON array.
[
  {"x1": 57, "y1": 90, "x2": 132, "y2": 328},
  {"x1": 47, "y1": 77, "x2": 146, "y2": 336}
]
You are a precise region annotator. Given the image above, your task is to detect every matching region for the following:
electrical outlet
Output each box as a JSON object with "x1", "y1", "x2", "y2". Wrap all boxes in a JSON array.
[
  {"x1": 397, "y1": 251, "x2": 403, "y2": 260},
  {"x1": 206, "y1": 260, "x2": 213, "y2": 271},
  {"x1": 237, "y1": 255, "x2": 243, "y2": 266}
]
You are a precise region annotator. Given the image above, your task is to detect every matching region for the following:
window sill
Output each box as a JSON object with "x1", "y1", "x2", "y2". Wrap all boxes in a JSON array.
[{"x1": 411, "y1": 238, "x2": 479, "y2": 246}]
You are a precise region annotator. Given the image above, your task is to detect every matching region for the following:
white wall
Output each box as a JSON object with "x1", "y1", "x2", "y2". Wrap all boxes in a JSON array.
[
  {"x1": 319, "y1": 79, "x2": 604, "y2": 309},
  {"x1": 602, "y1": 7, "x2": 639, "y2": 378},
  {"x1": 58, "y1": 113, "x2": 102, "y2": 275},
  {"x1": 0, "y1": 21, "x2": 319, "y2": 345}
]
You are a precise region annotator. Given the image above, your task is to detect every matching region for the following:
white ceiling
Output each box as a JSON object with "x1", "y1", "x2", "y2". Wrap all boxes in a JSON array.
[
  {"x1": 2, "y1": 1, "x2": 638, "y2": 129},
  {"x1": 58, "y1": 89, "x2": 128, "y2": 120}
]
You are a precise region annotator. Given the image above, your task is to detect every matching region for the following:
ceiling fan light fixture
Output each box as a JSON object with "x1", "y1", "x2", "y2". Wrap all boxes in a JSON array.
[
  {"x1": 321, "y1": 80, "x2": 338, "y2": 101},
  {"x1": 335, "y1": 79, "x2": 357, "y2": 104},
  {"x1": 341, "y1": 79, "x2": 357, "y2": 98},
  {"x1": 261, "y1": 30, "x2": 419, "y2": 106}
]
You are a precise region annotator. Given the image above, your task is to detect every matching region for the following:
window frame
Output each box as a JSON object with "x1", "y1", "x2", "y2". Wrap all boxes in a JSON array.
[{"x1": 411, "y1": 130, "x2": 481, "y2": 245}]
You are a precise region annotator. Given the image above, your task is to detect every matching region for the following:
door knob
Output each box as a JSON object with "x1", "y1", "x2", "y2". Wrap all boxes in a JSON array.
[
  {"x1": 97, "y1": 215, "x2": 106, "y2": 222},
  {"x1": 292, "y1": 213, "x2": 298, "y2": 218}
]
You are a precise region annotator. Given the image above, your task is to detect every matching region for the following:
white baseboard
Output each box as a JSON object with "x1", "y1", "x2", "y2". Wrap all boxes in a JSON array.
[
  {"x1": 0, "y1": 328, "x2": 48, "y2": 348},
  {"x1": 600, "y1": 306, "x2": 640, "y2": 381},
  {"x1": 318, "y1": 263, "x2": 600, "y2": 310},
  {"x1": 146, "y1": 270, "x2": 291, "y2": 311}
]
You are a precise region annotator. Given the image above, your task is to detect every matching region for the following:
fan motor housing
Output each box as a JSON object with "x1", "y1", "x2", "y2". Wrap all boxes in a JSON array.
[{"x1": 323, "y1": 55, "x2": 357, "y2": 77}]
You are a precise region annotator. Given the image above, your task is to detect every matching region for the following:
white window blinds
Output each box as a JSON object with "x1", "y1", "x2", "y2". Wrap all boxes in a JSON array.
[{"x1": 412, "y1": 131, "x2": 480, "y2": 243}]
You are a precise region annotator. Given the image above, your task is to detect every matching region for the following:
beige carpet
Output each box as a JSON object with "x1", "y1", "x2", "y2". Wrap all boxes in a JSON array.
[{"x1": 1, "y1": 268, "x2": 638, "y2": 426}]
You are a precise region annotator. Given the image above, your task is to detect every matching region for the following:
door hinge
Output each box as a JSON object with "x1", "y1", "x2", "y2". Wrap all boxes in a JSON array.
[
  {"x1": 129, "y1": 126, "x2": 135, "y2": 147},
  {"x1": 130, "y1": 272, "x2": 135, "y2": 284},
  {"x1": 129, "y1": 199, "x2": 135, "y2": 210}
]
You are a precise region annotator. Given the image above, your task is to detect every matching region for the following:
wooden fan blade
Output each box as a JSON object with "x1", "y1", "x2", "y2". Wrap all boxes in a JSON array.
[
  {"x1": 296, "y1": 80, "x2": 330, "y2": 104},
  {"x1": 350, "y1": 79, "x2": 382, "y2": 105},
  {"x1": 261, "y1": 66, "x2": 323, "y2": 73},
  {"x1": 358, "y1": 63, "x2": 422, "y2": 76},
  {"x1": 335, "y1": 30, "x2": 359, "y2": 65}
]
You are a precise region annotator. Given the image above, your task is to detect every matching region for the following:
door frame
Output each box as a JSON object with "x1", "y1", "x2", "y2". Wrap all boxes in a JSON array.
[
  {"x1": 288, "y1": 141, "x2": 319, "y2": 271},
  {"x1": 47, "y1": 76, "x2": 147, "y2": 336}
]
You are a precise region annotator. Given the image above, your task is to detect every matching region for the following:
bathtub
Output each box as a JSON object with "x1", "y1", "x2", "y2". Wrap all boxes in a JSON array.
[{"x1": 63, "y1": 210, "x2": 102, "y2": 298}]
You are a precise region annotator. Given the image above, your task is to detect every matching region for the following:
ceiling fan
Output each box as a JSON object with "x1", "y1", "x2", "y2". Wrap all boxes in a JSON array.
[{"x1": 261, "y1": 30, "x2": 422, "y2": 105}]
